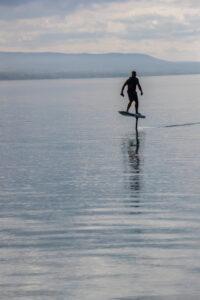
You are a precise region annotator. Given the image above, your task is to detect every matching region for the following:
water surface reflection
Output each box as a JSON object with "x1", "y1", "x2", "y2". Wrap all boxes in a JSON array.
[{"x1": 121, "y1": 119, "x2": 144, "y2": 211}]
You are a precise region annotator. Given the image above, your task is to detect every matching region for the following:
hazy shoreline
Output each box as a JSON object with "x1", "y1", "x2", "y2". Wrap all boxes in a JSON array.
[{"x1": 1, "y1": 71, "x2": 200, "y2": 81}]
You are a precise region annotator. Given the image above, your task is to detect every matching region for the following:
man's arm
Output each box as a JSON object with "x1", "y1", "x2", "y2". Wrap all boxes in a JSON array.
[
  {"x1": 137, "y1": 79, "x2": 143, "y2": 95},
  {"x1": 120, "y1": 80, "x2": 128, "y2": 97}
]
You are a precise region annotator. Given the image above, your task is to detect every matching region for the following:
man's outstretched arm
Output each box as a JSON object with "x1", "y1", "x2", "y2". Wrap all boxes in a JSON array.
[
  {"x1": 137, "y1": 80, "x2": 143, "y2": 95},
  {"x1": 120, "y1": 80, "x2": 128, "y2": 97}
]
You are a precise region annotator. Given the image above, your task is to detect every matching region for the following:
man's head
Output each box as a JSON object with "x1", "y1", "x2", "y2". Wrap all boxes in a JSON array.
[{"x1": 132, "y1": 71, "x2": 137, "y2": 77}]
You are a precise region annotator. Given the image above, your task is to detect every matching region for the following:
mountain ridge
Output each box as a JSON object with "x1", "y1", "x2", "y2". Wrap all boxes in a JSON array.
[{"x1": 0, "y1": 51, "x2": 200, "y2": 80}]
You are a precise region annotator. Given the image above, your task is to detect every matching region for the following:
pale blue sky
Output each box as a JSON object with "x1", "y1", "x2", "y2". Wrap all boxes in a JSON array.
[{"x1": 0, "y1": 0, "x2": 200, "y2": 60}]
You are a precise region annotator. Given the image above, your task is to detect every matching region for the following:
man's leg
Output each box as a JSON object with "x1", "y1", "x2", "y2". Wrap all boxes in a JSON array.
[{"x1": 126, "y1": 100, "x2": 133, "y2": 112}]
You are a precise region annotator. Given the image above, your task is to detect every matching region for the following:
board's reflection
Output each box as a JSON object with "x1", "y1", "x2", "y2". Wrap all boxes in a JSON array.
[{"x1": 121, "y1": 119, "x2": 144, "y2": 201}]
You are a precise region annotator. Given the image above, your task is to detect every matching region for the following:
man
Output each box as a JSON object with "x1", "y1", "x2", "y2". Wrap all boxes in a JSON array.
[{"x1": 120, "y1": 71, "x2": 143, "y2": 114}]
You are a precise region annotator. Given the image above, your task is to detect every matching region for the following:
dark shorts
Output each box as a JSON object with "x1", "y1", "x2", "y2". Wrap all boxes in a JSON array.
[{"x1": 128, "y1": 90, "x2": 138, "y2": 102}]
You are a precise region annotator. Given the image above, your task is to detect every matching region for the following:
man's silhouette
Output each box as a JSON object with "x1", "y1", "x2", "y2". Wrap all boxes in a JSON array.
[{"x1": 121, "y1": 71, "x2": 143, "y2": 114}]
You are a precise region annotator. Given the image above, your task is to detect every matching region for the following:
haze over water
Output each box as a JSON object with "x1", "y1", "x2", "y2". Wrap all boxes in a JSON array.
[{"x1": 0, "y1": 75, "x2": 200, "y2": 300}]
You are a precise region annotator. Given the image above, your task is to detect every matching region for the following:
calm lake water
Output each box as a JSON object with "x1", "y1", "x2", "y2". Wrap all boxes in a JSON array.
[{"x1": 0, "y1": 75, "x2": 200, "y2": 300}]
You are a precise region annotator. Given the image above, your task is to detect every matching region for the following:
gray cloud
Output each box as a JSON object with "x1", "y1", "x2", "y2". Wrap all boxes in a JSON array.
[
  {"x1": 0, "y1": 0, "x2": 33, "y2": 5},
  {"x1": 0, "y1": 0, "x2": 200, "y2": 60},
  {"x1": 1, "y1": 0, "x2": 198, "y2": 22},
  {"x1": 0, "y1": 0, "x2": 120, "y2": 5},
  {"x1": 118, "y1": 14, "x2": 200, "y2": 41},
  {"x1": 0, "y1": 0, "x2": 123, "y2": 20},
  {"x1": 38, "y1": 31, "x2": 105, "y2": 43}
]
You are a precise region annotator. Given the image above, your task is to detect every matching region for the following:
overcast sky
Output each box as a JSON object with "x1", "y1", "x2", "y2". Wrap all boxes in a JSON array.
[{"x1": 0, "y1": 0, "x2": 200, "y2": 60}]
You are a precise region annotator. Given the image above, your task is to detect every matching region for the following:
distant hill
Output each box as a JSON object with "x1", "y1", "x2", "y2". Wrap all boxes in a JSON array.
[{"x1": 0, "y1": 52, "x2": 200, "y2": 80}]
